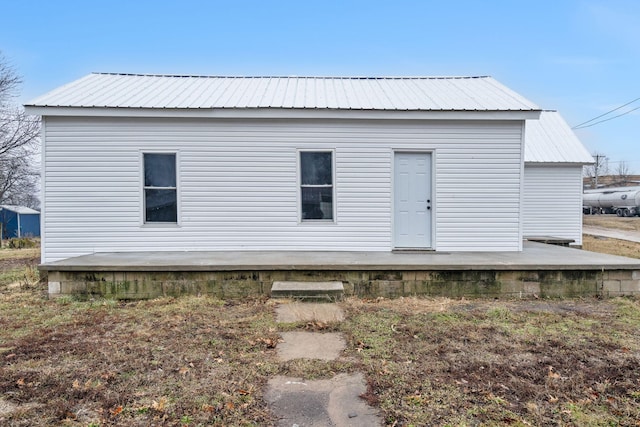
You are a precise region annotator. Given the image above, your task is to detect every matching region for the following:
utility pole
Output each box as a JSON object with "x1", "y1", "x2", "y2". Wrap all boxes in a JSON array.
[
  {"x1": 593, "y1": 153, "x2": 601, "y2": 189},
  {"x1": 591, "y1": 153, "x2": 608, "y2": 189}
]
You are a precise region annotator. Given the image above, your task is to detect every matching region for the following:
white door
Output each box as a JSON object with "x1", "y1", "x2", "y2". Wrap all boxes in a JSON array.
[{"x1": 394, "y1": 152, "x2": 432, "y2": 248}]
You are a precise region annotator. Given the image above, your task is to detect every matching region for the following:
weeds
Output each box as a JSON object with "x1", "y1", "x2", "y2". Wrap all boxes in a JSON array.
[{"x1": 5, "y1": 238, "x2": 39, "y2": 249}]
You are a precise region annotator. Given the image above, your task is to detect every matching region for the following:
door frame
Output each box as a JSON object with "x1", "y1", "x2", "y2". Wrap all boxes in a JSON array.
[{"x1": 391, "y1": 150, "x2": 436, "y2": 250}]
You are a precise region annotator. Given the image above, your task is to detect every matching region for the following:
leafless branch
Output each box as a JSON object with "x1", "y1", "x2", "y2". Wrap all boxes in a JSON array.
[
  {"x1": 0, "y1": 52, "x2": 41, "y2": 208},
  {"x1": 0, "y1": 54, "x2": 21, "y2": 105}
]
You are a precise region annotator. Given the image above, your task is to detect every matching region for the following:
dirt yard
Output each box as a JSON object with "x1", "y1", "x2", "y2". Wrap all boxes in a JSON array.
[
  {"x1": 582, "y1": 215, "x2": 640, "y2": 258},
  {"x1": 1, "y1": 236, "x2": 640, "y2": 425},
  {"x1": 583, "y1": 214, "x2": 640, "y2": 232}
]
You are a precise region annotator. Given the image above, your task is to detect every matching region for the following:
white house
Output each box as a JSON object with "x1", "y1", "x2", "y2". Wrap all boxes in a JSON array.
[
  {"x1": 522, "y1": 111, "x2": 593, "y2": 246},
  {"x1": 24, "y1": 73, "x2": 591, "y2": 263}
]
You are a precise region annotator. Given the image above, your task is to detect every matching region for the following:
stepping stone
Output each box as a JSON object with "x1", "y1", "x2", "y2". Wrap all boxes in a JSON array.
[
  {"x1": 276, "y1": 302, "x2": 345, "y2": 323},
  {"x1": 277, "y1": 331, "x2": 346, "y2": 361},
  {"x1": 265, "y1": 373, "x2": 381, "y2": 427},
  {"x1": 271, "y1": 281, "x2": 344, "y2": 300}
]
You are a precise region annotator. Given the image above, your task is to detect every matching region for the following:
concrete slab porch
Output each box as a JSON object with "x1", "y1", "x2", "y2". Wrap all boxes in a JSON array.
[{"x1": 40, "y1": 242, "x2": 640, "y2": 299}]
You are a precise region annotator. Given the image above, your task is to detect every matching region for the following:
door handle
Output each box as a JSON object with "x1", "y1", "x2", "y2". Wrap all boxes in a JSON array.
[{"x1": 427, "y1": 199, "x2": 431, "y2": 210}]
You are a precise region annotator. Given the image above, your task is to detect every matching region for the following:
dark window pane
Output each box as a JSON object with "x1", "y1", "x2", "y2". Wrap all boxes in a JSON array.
[
  {"x1": 301, "y1": 187, "x2": 333, "y2": 220},
  {"x1": 144, "y1": 153, "x2": 176, "y2": 187},
  {"x1": 301, "y1": 152, "x2": 332, "y2": 185},
  {"x1": 145, "y1": 189, "x2": 177, "y2": 222}
]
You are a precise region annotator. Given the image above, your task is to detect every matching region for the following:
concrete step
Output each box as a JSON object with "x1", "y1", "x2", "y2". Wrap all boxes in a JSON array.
[{"x1": 271, "y1": 281, "x2": 344, "y2": 301}]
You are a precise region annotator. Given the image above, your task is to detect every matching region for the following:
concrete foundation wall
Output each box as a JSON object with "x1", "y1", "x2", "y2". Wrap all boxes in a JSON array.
[{"x1": 44, "y1": 268, "x2": 640, "y2": 300}]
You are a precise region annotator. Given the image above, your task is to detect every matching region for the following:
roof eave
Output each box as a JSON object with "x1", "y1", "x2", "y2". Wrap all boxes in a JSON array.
[
  {"x1": 24, "y1": 105, "x2": 541, "y2": 121},
  {"x1": 525, "y1": 160, "x2": 595, "y2": 166}
]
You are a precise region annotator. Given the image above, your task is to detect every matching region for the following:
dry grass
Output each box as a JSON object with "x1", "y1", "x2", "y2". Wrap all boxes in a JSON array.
[
  {"x1": 582, "y1": 215, "x2": 640, "y2": 259},
  {"x1": 583, "y1": 215, "x2": 640, "y2": 231},
  {"x1": 0, "y1": 246, "x2": 39, "y2": 262},
  {"x1": 582, "y1": 234, "x2": 640, "y2": 258},
  {"x1": 1, "y1": 293, "x2": 284, "y2": 426},
  {"x1": 342, "y1": 297, "x2": 640, "y2": 426}
]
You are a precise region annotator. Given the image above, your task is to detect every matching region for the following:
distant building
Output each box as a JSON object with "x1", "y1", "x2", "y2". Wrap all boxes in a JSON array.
[{"x1": 0, "y1": 205, "x2": 41, "y2": 239}]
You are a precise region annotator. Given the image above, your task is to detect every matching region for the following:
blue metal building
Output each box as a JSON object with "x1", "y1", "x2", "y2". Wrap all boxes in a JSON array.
[{"x1": 0, "y1": 205, "x2": 41, "y2": 239}]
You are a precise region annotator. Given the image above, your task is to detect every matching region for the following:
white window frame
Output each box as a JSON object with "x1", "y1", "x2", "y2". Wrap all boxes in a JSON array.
[
  {"x1": 297, "y1": 149, "x2": 336, "y2": 223},
  {"x1": 140, "y1": 150, "x2": 180, "y2": 226}
]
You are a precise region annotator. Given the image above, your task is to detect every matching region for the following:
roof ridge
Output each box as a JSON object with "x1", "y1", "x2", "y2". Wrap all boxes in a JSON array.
[{"x1": 91, "y1": 72, "x2": 492, "y2": 80}]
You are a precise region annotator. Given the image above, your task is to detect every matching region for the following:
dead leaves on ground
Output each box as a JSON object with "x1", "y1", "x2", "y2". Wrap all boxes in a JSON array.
[
  {"x1": 305, "y1": 320, "x2": 329, "y2": 330},
  {"x1": 246, "y1": 335, "x2": 279, "y2": 349},
  {"x1": 151, "y1": 397, "x2": 168, "y2": 412},
  {"x1": 177, "y1": 362, "x2": 194, "y2": 376}
]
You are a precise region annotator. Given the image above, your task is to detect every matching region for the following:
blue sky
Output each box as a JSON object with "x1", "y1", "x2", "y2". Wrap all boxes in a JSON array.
[{"x1": 2, "y1": 0, "x2": 638, "y2": 169}]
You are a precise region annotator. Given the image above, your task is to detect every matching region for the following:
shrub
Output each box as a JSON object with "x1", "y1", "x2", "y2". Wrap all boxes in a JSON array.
[{"x1": 6, "y1": 237, "x2": 39, "y2": 249}]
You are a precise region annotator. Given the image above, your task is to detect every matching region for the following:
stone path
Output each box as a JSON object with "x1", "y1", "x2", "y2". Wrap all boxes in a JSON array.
[
  {"x1": 265, "y1": 302, "x2": 381, "y2": 427},
  {"x1": 277, "y1": 332, "x2": 346, "y2": 361}
]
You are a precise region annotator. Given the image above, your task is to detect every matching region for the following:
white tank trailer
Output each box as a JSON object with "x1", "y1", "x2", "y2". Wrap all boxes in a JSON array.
[{"x1": 583, "y1": 190, "x2": 640, "y2": 216}]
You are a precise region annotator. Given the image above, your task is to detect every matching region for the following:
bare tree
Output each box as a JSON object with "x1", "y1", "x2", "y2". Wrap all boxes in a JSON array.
[
  {"x1": 584, "y1": 152, "x2": 609, "y2": 189},
  {"x1": 0, "y1": 59, "x2": 21, "y2": 104},
  {"x1": 0, "y1": 54, "x2": 40, "y2": 209},
  {"x1": 615, "y1": 161, "x2": 633, "y2": 186}
]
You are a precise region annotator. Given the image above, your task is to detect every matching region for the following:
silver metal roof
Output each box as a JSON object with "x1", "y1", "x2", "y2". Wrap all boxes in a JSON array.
[
  {"x1": 524, "y1": 111, "x2": 593, "y2": 164},
  {"x1": 26, "y1": 73, "x2": 540, "y2": 111},
  {"x1": 0, "y1": 205, "x2": 40, "y2": 215}
]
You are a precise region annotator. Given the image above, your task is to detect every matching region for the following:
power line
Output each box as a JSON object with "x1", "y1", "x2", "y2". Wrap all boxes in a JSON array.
[
  {"x1": 572, "y1": 96, "x2": 640, "y2": 129},
  {"x1": 573, "y1": 105, "x2": 640, "y2": 130}
]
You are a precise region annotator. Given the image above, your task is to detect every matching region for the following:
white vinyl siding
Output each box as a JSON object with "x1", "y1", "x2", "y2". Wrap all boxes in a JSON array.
[
  {"x1": 42, "y1": 117, "x2": 524, "y2": 262},
  {"x1": 523, "y1": 165, "x2": 583, "y2": 245}
]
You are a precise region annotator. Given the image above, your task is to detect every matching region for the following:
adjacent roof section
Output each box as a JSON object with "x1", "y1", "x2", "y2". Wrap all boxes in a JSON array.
[
  {"x1": 525, "y1": 111, "x2": 593, "y2": 164},
  {"x1": 25, "y1": 73, "x2": 540, "y2": 112}
]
